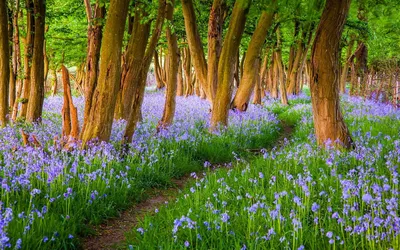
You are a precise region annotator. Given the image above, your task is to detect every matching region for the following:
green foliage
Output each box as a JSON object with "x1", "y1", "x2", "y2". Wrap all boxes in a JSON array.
[{"x1": 46, "y1": 0, "x2": 88, "y2": 67}]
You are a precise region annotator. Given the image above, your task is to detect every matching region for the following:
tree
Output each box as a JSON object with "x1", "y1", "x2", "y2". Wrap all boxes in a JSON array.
[
  {"x1": 26, "y1": 0, "x2": 46, "y2": 122},
  {"x1": 115, "y1": 2, "x2": 152, "y2": 120},
  {"x1": 181, "y1": 0, "x2": 210, "y2": 101},
  {"x1": 158, "y1": 0, "x2": 179, "y2": 129},
  {"x1": 0, "y1": 0, "x2": 10, "y2": 127},
  {"x1": 210, "y1": 0, "x2": 252, "y2": 130},
  {"x1": 207, "y1": 0, "x2": 226, "y2": 101},
  {"x1": 231, "y1": 0, "x2": 276, "y2": 111},
  {"x1": 310, "y1": 0, "x2": 353, "y2": 148},
  {"x1": 19, "y1": 0, "x2": 35, "y2": 119},
  {"x1": 81, "y1": 0, "x2": 130, "y2": 145},
  {"x1": 81, "y1": 0, "x2": 105, "y2": 131},
  {"x1": 123, "y1": 0, "x2": 167, "y2": 143}
]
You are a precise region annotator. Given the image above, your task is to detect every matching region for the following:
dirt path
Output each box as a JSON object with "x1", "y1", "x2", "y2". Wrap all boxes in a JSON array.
[{"x1": 81, "y1": 120, "x2": 294, "y2": 250}]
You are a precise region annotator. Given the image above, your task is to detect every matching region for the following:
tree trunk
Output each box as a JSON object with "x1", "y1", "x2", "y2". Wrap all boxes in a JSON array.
[
  {"x1": 81, "y1": 0, "x2": 105, "y2": 134},
  {"x1": 340, "y1": 36, "x2": 355, "y2": 93},
  {"x1": 154, "y1": 50, "x2": 166, "y2": 89},
  {"x1": 181, "y1": 0, "x2": 210, "y2": 101},
  {"x1": 356, "y1": 0, "x2": 368, "y2": 97},
  {"x1": 0, "y1": 0, "x2": 10, "y2": 126},
  {"x1": 183, "y1": 47, "x2": 192, "y2": 96},
  {"x1": 177, "y1": 50, "x2": 184, "y2": 96},
  {"x1": 11, "y1": 5, "x2": 21, "y2": 114},
  {"x1": 118, "y1": 3, "x2": 151, "y2": 120},
  {"x1": 252, "y1": 58, "x2": 262, "y2": 104},
  {"x1": 234, "y1": 50, "x2": 240, "y2": 87},
  {"x1": 26, "y1": 0, "x2": 46, "y2": 123},
  {"x1": 20, "y1": 0, "x2": 35, "y2": 119},
  {"x1": 61, "y1": 65, "x2": 79, "y2": 139},
  {"x1": 211, "y1": 0, "x2": 251, "y2": 130},
  {"x1": 270, "y1": 55, "x2": 278, "y2": 99},
  {"x1": 51, "y1": 68, "x2": 58, "y2": 95},
  {"x1": 9, "y1": 1, "x2": 21, "y2": 112},
  {"x1": 274, "y1": 26, "x2": 288, "y2": 105},
  {"x1": 158, "y1": 0, "x2": 178, "y2": 129},
  {"x1": 231, "y1": 3, "x2": 275, "y2": 111},
  {"x1": 43, "y1": 36, "x2": 49, "y2": 84},
  {"x1": 286, "y1": 35, "x2": 304, "y2": 95},
  {"x1": 81, "y1": 0, "x2": 130, "y2": 145},
  {"x1": 207, "y1": 0, "x2": 225, "y2": 101},
  {"x1": 355, "y1": 42, "x2": 368, "y2": 97},
  {"x1": 310, "y1": 0, "x2": 353, "y2": 149},
  {"x1": 349, "y1": 60, "x2": 357, "y2": 95},
  {"x1": 275, "y1": 50, "x2": 288, "y2": 105},
  {"x1": 62, "y1": 66, "x2": 71, "y2": 137},
  {"x1": 123, "y1": 0, "x2": 167, "y2": 143}
]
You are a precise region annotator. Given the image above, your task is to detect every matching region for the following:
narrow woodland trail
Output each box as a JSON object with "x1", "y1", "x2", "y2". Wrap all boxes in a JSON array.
[{"x1": 81, "y1": 120, "x2": 294, "y2": 250}]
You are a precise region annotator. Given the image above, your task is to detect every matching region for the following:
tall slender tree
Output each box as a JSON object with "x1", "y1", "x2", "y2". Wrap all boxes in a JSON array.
[
  {"x1": 10, "y1": 0, "x2": 21, "y2": 113},
  {"x1": 207, "y1": 0, "x2": 226, "y2": 101},
  {"x1": 0, "y1": 0, "x2": 10, "y2": 126},
  {"x1": 115, "y1": 2, "x2": 151, "y2": 120},
  {"x1": 158, "y1": 0, "x2": 179, "y2": 129},
  {"x1": 181, "y1": 0, "x2": 210, "y2": 101},
  {"x1": 210, "y1": 0, "x2": 252, "y2": 130},
  {"x1": 81, "y1": 0, "x2": 105, "y2": 133},
  {"x1": 231, "y1": 0, "x2": 276, "y2": 111},
  {"x1": 26, "y1": 0, "x2": 46, "y2": 122},
  {"x1": 310, "y1": 0, "x2": 353, "y2": 148},
  {"x1": 81, "y1": 0, "x2": 130, "y2": 145},
  {"x1": 123, "y1": 0, "x2": 167, "y2": 143},
  {"x1": 19, "y1": 0, "x2": 35, "y2": 119}
]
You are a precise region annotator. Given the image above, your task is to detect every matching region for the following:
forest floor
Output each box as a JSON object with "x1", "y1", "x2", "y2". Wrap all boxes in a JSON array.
[{"x1": 81, "y1": 119, "x2": 295, "y2": 250}]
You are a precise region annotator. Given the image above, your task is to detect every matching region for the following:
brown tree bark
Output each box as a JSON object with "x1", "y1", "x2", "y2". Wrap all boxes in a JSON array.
[
  {"x1": 26, "y1": 0, "x2": 46, "y2": 123},
  {"x1": 286, "y1": 35, "x2": 304, "y2": 95},
  {"x1": 0, "y1": 0, "x2": 10, "y2": 126},
  {"x1": 252, "y1": 58, "x2": 262, "y2": 105},
  {"x1": 177, "y1": 50, "x2": 184, "y2": 96},
  {"x1": 340, "y1": 35, "x2": 355, "y2": 93},
  {"x1": 81, "y1": 0, "x2": 105, "y2": 134},
  {"x1": 154, "y1": 50, "x2": 166, "y2": 89},
  {"x1": 211, "y1": 0, "x2": 251, "y2": 130},
  {"x1": 349, "y1": 60, "x2": 357, "y2": 95},
  {"x1": 270, "y1": 55, "x2": 278, "y2": 99},
  {"x1": 51, "y1": 68, "x2": 58, "y2": 96},
  {"x1": 355, "y1": 0, "x2": 368, "y2": 97},
  {"x1": 43, "y1": 29, "x2": 49, "y2": 84},
  {"x1": 61, "y1": 65, "x2": 79, "y2": 139},
  {"x1": 275, "y1": 27, "x2": 288, "y2": 105},
  {"x1": 181, "y1": 0, "x2": 210, "y2": 101},
  {"x1": 231, "y1": 2, "x2": 276, "y2": 111},
  {"x1": 275, "y1": 50, "x2": 288, "y2": 105},
  {"x1": 310, "y1": 0, "x2": 353, "y2": 149},
  {"x1": 355, "y1": 42, "x2": 368, "y2": 96},
  {"x1": 207, "y1": 0, "x2": 226, "y2": 101},
  {"x1": 123, "y1": 0, "x2": 167, "y2": 143},
  {"x1": 117, "y1": 3, "x2": 151, "y2": 120},
  {"x1": 81, "y1": 0, "x2": 130, "y2": 145},
  {"x1": 11, "y1": 4, "x2": 21, "y2": 117},
  {"x1": 62, "y1": 66, "x2": 71, "y2": 137},
  {"x1": 9, "y1": 1, "x2": 21, "y2": 112},
  {"x1": 158, "y1": 0, "x2": 179, "y2": 129},
  {"x1": 20, "y1": 0, "x2": 35, "y2": 119},
  {"x1": 234, "y1": 50, "x2": 240, "y2": 87}
]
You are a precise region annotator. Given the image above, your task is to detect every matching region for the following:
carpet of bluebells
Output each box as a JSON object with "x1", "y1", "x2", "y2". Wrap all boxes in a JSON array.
[
  {"x1": 127, "y1": 94, "x2": 400, "y2": 250},
  {"x1": 0, "y1": 92, "x2": 280, "y2": 249}
]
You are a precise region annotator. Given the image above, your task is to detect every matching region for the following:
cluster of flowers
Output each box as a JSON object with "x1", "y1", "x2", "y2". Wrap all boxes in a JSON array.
[
  {"x1": 0, "y1": 92, "x2": 279, "y2": 249},
  {"x1": 128, "y1": 95, "x2": 400, "y2": 249}
]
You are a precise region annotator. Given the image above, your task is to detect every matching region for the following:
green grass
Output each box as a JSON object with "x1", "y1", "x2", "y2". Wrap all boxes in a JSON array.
[{"x1": 126, "y1": 100, "x2": 400, "y2": 250}]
